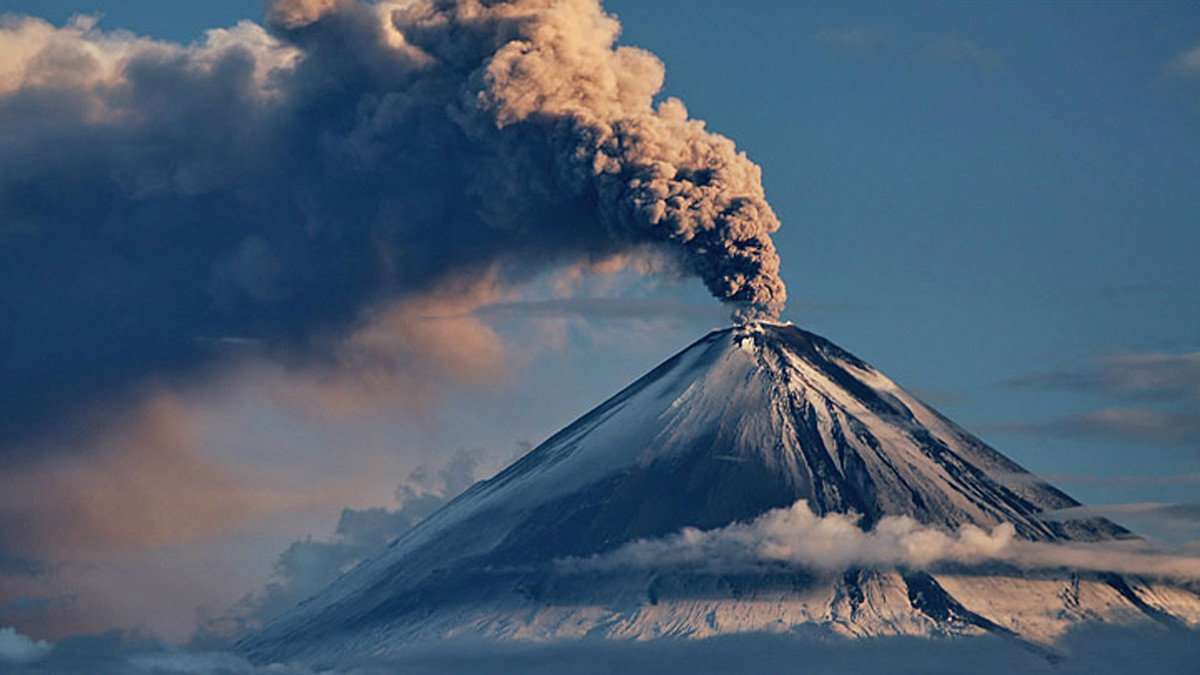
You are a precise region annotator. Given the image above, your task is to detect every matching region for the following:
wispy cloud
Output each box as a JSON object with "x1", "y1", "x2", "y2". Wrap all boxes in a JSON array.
[
  {"x1": 813, "y1": 26, "x2": 1002, "y2": 70},
  {"x1": 1007, "y1": 352, "x2": 1200, "y2": 401},
  {"x1": 204, "y1": 449, "x2": 498, "y2": 639},
  {"x1": 474, "y1": 297, "x2": 727, "y2": 322},
  {"x1": 1041, "y1": 502, "x2": 1200, "y2": 526},
  {"x1": 472, "y1": 296, "x2": 857, "y2": 323},
  {"x1": 812, "y1": 25, "x2": 890, "y2": 55},
  {"x1": 1052, "y1": 409, "x2": 1198, "y2": 448},
  {"x1": 993, "y1": 408, "x2": 1200, "y2": 450},
  {"x1": 1002, "y1": 352, "x2": 1200, "y2": 451},
  {"x1": 923, "y1": 33, "x2": 1003, "y2": 70},
  {"x1": 1041, "y1": 502, "x2": 1200, "y2": 546},
  {"x1": 1167, "y1": 44, "x2": 1200, "y2": 77},
  {"x1": 1036, "y1": 472, "x2": 1200, "y2": 489},
  {"x1": 0, "y1": 393, "x2": 314, "y2": 559}
]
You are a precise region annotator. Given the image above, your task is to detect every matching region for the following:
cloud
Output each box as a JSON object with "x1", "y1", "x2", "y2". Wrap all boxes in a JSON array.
[
  {"x1": 2, "y1": 624, "x2": 1199, "y2": 675},
  {"x1": 813, "y1": 27, "x2": 1001, "y2": 70},
  {"x1": 1003, "y1": 352, "x2": 1200, "y2": 451},
  {"x1": 204, "y1": 449, "x2": 496, "y2": 638},
  {"x1": 1167, "y1": 44, "x2": 1200, "y2": 77},
  {"x1": 812, "y1": 26, "x2": 890, "y2": 55},
  {"x1": 474, "y1": 297, "x2": 727, "y2": 322},
  {"x1": 0, "y1": 392, "x2": 319, "y2": 559},
  {"x1": 0, "y1": 554, "x2": 43, "y2": 577},
  {"x1": 474, "y1": 296, "x2": 858, "y2": 324},
  {"x1": 250, "y1": 281, "x2": 514, "y2": 418},
  {"x1": 562, "y1": 500, "x2": 1200, "y2": 581},
  {"x1": 995, "y1": 408, "x2": 1200, "y2": 450},
  {"x1": 1041, "y1": 503, "x2": 1200, "y2": 542},
  {"x1": 0, "y1": 0, "x2": 789, "y2": 639},
  {"x1": 0, "y1": 627, "x2": 312, "y2": 674},
  {"x1": 0, "y1": 385, "x2": 401, "y2": 642},
  {"x1": 325, "y1": 628, "x2": 1200, "y2": 675},
  {"x1": 1008, "y1": 352, "x2": 1200, "y2": 401},
  {"x1": 1034, "y1": 472, "x2": 1200, "y2": 489},
  {"x1": 0, "y1": 626, "x2": 51, "y2": 664},
  {"x1": 0, "y1": 0, "x2": 788, "y2": 456},
  {"x1": 922, "y1": 33, "x2": 1003, "y2": 69},
  {"x1": 1049, "y1": 409, "x2": 1199, "y2": 448}
]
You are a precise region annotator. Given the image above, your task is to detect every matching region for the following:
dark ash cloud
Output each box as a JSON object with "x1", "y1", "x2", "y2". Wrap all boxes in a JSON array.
[{"x1": 0, "y1": 0, "x2": 787, "y2": 453}]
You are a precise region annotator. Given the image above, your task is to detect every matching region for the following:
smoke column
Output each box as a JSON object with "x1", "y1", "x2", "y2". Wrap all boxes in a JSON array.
[{"x1": 0, "y1": 0, "x2": 787, "y2": 447}]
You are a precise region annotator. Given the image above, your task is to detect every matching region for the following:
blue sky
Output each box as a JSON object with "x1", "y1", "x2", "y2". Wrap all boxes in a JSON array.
[
  {"x1": 612, "y1": 1, "x2": 1200, "y2": 507},
  {"x1": 1, "y1": 0, "x2": 1198, "y2": 642}
]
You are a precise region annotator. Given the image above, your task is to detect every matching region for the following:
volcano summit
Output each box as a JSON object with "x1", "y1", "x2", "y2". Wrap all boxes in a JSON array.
[{"x1": 241, "y1": 323, "x2": 1200, "y2": 665}]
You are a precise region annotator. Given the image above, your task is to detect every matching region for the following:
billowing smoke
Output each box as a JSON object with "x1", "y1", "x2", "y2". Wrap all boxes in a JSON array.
[{"x1": 0, "y1": 0, "x2": 785, "y2": 449}]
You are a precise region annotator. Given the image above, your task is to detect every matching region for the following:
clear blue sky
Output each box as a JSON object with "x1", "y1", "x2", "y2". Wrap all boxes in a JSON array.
[{"x1": 3, "y1": 0, "x2": 1197, "y2": 520}]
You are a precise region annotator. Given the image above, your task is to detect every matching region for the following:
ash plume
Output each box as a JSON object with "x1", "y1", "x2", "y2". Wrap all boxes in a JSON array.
[{"x1": 0, "y1": 0, "x2": 786, "y2": 449}]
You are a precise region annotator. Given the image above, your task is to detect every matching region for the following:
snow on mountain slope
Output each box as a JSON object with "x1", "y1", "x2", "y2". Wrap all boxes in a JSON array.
[{"x1": 240, "y1": 323, "x2": 1197, "y2": 665}]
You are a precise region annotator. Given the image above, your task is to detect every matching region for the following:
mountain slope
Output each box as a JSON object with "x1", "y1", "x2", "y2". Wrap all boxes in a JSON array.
[{"x1": 241, "y1": 323, "x2": 1196, "y2": 665}]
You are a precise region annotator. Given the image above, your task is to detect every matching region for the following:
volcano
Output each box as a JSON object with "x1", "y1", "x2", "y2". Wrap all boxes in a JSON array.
[{"x1": 241, "y1": 323, "x2": 1200, "y2": 665}]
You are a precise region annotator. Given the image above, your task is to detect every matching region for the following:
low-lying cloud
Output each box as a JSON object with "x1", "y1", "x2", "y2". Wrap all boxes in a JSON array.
[
  {"x1": 0, "y1": 627, "x2": 51, "y2": 665},
  {"x1": 562, "y1": 500, "x2": 1200, "y2": 581},
  {"x1": 205, "y1": 449, "x2": 496, "y2": 638},
  {"x1": 1, "y1": 623, "x2": 1198, "y2": 675}
]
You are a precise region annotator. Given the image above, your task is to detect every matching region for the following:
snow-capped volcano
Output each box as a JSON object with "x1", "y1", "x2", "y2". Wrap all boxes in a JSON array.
[{"x1": 241, "y1": 323, "x2": 1198, "y2": 665}]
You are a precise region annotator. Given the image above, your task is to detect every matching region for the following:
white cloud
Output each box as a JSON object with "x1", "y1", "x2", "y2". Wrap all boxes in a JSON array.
[
  {"x1": 0, "y1": 626, "x2": 51, "y2": 664},
  {"x1": 562, "y1": 500, "x2": 1200, "y2": 581}
]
